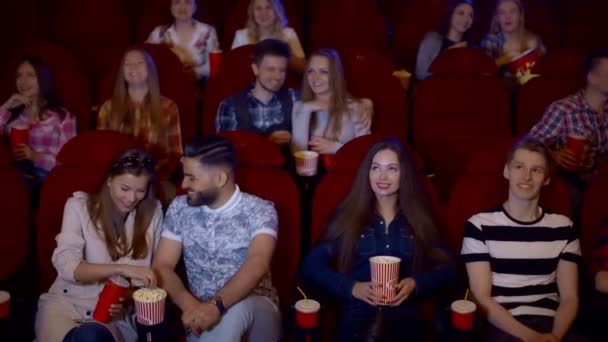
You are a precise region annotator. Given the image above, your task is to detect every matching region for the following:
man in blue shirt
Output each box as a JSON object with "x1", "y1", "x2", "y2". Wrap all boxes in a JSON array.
[{"x1": 215, "y1": 39, "x2": 298, "y2": 145}]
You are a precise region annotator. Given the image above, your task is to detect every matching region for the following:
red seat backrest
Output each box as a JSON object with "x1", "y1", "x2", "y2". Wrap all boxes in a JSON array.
[
  {"x1": 57, "y1": 130, "x2": 139, "y2": 168},
  {"x1": 219, "y1": 130, "x2": 285, "y2": 167},
  {"x1": 581, "y1": 172, "x2": 608, "y2": 271},
  {"x1": 235, "y1": 167, "x2": 300, "y2": 311},
  {"x1": 0, "y1": 166, "x2": 29, "y2": 280},
  {"x1": 37, "y1": 166, "x2": 106, "y2": 292},
  {"x1": 446, "y1": 173, "x2": 573, "y2": 253}
]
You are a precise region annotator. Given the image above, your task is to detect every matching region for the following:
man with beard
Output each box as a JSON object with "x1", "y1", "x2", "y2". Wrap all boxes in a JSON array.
[
  {"x1": 215, "y1": 39, "x2": 297, "y2": 145},
  {"x1": 153, "y1": 136, "x2": 281, "y2": 341}
]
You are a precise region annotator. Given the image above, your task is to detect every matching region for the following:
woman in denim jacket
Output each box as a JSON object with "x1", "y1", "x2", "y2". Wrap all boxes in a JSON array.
[{"x1": 303, "y1": 138, "x2": 456, "y2": 341}]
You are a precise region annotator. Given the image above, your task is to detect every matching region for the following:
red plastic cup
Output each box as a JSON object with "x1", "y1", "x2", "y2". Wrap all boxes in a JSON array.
[
  {"x1": 295, "y1": 299, "x2": 320, "y2": 329},
  {"x1": 93, "y1": 277, "x2": 129, "y2": 323},
  {"x1": 0, "y1": 291, "x2": 10, "y2": 319},
  {"x1": 9, "y1": 127, "x2": 29, "y2": 147},
  {"x1": 451, "y1": 299, "x2": 477, "y2": 331},
  {"x1": 133, "y1": 288, "x2": 167, "y2": 326},
  {"x1": 209, "y1": 50, "x2": 223, "y2": 78},
  {"x1": 566, "y1": 135, "x2": 586, "y2": 163},
  {"x1": 369, "y1": 256, "x2": 401, "y2": 305},
  {"x1": 294, "y1": 151, "x2": 319, "y2": 176}
]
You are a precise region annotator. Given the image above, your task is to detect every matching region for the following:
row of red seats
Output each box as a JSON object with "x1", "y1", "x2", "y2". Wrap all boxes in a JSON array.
[
  {"x1": 0, "y1": 45, "x2": 584, "y2": 201},
  {"x1": 2, "y1": 0, "x2": 607, "y2": 77}
]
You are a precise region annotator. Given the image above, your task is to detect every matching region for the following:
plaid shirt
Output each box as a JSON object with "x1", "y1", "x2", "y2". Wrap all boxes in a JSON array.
[
  {"x1": 0, "y1": 108, "x2": 76, "y2": 171},
  {"x1": 481, "y1": 32, "x2": 547, "y2": 59},
  {"x1": 215, "y1": 84, "x2": 299, "y2": 135},
  {"x1": 98, "y1": 96, "x2": 183, "y2": 161},
  {"x1": 529, "y1": 91, "x2": 608, "y2": 164}
]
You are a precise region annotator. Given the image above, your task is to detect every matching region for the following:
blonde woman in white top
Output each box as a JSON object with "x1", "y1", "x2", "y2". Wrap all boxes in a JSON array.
[
  {"x1": 35, "y1": 149, "x2": 163, "y2": 342},
  {"x1": 147, "y1": 0, "x2": 219, "y2": 79},
  {"x1": 231, "y1": 0, "x2": 305, "y2": 71},
  {"x1": 291, "y1": 49, "x2": 373, "y2": 155}
]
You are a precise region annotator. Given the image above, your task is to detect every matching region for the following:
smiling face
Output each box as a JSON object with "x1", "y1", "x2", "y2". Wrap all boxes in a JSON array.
[
  {"x1": 16, "y1": 61, "x2": 39, "y2": 99},
  {"x1": 107, "y1": 173, "x2": 150, "y2": 214},
  {"x1": 253, "y1": 0, "x2": 277, "y2": 29},
  {"x1": 252, "y1": 54, "x2": 288, "y2": 93},
  {"x1": 497, "y1": 0, "x2": 522, "y2": 34},
  {"x1": 504, "y1": 148, "x2": 550, "y2": 202},
  {"x1": 171, "y1": 0, "x2": 196, "y2": 22},
  {"x1": 123, "y1": 50, "x2": 149, "y2": 87},
  {"x1": 369, "y1": 149, "x2": 401, "y2": 199},
  {"x1": 181, "y1": 157, "x2": 225, "y2": 207},
  {"x1": 450, "y1": 3, "x2": 474, "y2": 35},
  {"x1": 306, "y1": 55, "x2": 331, "y2": 97}
]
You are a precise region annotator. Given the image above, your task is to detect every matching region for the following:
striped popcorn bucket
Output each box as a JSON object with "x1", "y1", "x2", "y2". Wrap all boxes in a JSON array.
[
  {"x1": 294, "y1": 151, "x2": 319, "y2": 176},
  {"x1": 133, "y1": 288, "x2": 167, "y2": 326},
  {"x1": 369, "y1": 256, "x2": 401, "y2": 305}
]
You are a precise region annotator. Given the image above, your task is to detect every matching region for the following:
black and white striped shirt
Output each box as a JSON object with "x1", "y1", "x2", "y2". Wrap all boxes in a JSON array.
[{"x1": 461, "y1": 206, "x2": 580, "y2": 317}]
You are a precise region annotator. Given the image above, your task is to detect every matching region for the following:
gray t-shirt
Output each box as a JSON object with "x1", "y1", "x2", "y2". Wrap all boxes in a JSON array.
[{"x1": 162, "y1": 186, "x2": 279, "y2": 305}]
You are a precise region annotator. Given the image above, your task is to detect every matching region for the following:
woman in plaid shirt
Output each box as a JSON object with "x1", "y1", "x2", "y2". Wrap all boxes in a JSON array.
[
  {"x1": 98, "y1": 49, "x2": 183, "y2": 190},
  {"x1": 0, "y1": 56, "x2": 76, "y2": 205}
]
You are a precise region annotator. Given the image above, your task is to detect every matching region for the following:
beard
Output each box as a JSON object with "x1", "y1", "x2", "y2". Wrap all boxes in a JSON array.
[{"x1": 186, "y1": 188, "x2": 220, "y2": 207}]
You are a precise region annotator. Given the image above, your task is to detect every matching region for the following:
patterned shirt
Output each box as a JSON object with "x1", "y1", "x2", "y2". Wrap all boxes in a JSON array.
[
  {"x1": 215, "y1": 84, "x2": 299, "y2": 135},
  {"x1": 462, "y1": 206, "x2": 580, "y2": 317},
  {"x1": 0, "y1": 108, "x2": 76, "y2": 171},
  {"x1": 162, "y1": 186, "x2": 279, "y2": 305},
  {"x1": 97, "y1": 96, "x2": 183, "y2": 161},
  {"x1": 529, "y1": 91, "x2": 608, "y2": 164},
  {"x1": 480, "y1": 32, "x2": 547, "y2": 59}
]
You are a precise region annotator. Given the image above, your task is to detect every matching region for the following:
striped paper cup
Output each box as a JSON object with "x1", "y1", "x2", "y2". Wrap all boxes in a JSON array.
[
  {"x1": 133, "y1": 288, "x2": 167, "y2": 326},
  {"x1": 294, "y1": 151, "x2": 319, "y2": 176},
  {"x1": 369, "y1": 256, "x2": 401, "y2": 305}
]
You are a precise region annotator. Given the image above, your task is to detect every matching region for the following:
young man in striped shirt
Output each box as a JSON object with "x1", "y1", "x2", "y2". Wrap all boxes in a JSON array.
[{"x1": 462, "y1": 138, "x2": 581, "y2": 341}]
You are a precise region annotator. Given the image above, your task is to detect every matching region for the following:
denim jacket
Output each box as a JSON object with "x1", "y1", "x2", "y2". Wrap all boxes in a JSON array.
[{"x1": 304, "y1": 213, "x2": 455, "y2": 300}]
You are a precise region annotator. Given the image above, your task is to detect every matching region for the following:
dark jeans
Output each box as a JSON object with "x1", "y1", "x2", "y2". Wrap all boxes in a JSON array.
[
  {"x1": 336, "y1": 304, "x2": 423, "y2": 342},
  {"x1": 483, "y1": 315, "x2": 589, "y2": 342},
  {"x1": 16, "y1": 160, "x2": 48, "y2": 209},
  {"x1": 63, "y1": 322, "x2": 115, "y2": 342}
]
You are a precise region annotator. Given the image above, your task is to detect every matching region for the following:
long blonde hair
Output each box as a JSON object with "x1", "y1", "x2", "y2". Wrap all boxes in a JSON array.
[
  {"x1": 87, "y1": 149, "x2": 157, "y2": 261},
  {"x1": 246, "y1": 0, "x2": 288, "y2": 43},
  {"x1": 301, "y1": 49, "x2": 352, "y2": 141},
  {"x1": 106, "y1": 48, "x2": 164, "y2": 145}
]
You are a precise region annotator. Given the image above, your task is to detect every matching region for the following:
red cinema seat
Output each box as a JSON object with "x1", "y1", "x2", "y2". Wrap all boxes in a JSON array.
[
  {"x1": 339, "y1": 48, "x2": 408, "y2": 141},
  {"x1": 36, "y1": 167, "x2": 106, "y2": 292},
  {"x1": 218, "y1": 130, "x2": 285, "y2": 167},
  {"x1": 235, "y1": 167, "x2": 300, "y2": 313},
  {"x1": 446, "y1": 173, "x2": 573, "y2": 253},
  {"x1": 56, "y1": 130, "x2": 139, "y2": 167},
  {"x1": 581, "y1": 171, "x2": 608, "y2": 272},
  {"x1": 413, "y1": 48, "x2": 510, "y2": 201},
  {"x1": 0, "y1": 166, "x2": 29, "y2": 281},
  {"x1": 309, "y1": 0, "x2": 389, "y2": 53}
]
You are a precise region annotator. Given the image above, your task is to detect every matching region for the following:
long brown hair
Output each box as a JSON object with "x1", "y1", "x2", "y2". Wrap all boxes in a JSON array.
[
  {"x1": 87, "y1": 149, "x2": 157, "y2": 261},
  {"x1": 301, "y1": 49, "x2": 352, "y2": 141},
  {"x1": 246, "y1": 0, "x2": 288, "y2": 44},
  {"x1": 106, "y1": 48, "x2": 164, "y2": 145},
  {"x1": 325, "y1": 138, "x2": 448, "y2": 273}
]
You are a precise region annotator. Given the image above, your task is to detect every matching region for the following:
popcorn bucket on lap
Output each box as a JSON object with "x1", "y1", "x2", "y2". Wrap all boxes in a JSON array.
[
  {"x1": 369, "y1": 256, "x2": 401, "y2": 305},
  {"x1": 133, "y1": 288, "x2": 167, "y2": 326}
]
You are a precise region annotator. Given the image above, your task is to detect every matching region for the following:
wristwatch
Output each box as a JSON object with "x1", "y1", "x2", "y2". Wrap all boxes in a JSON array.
[{"x1": 207, "y1": 296, "x2": 226, "y2": 316}]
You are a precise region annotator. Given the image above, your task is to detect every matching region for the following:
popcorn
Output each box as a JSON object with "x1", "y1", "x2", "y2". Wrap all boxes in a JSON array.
[{"x1": 133, "y1": 288, "x2": 167, "y2": 303}]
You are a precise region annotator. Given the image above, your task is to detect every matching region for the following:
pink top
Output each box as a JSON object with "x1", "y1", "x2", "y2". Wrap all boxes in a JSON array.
[{"x1": 0, "y1": 108, "x2": 77, "y2": 171}]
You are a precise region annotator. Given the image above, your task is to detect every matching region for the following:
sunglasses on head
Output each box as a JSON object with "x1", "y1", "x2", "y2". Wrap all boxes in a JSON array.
[{"x1": 112, "y1": 155, "x2": 154, "y2": 170}]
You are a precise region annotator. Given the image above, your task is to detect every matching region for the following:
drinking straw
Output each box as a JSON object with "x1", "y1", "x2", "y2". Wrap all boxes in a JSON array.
[
  {"x1": 464, "y1": 289, "x2": 470, "y2": 301},
  {"x1": 297, "y1": 286, "x2": 308, "y2": 301}
]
